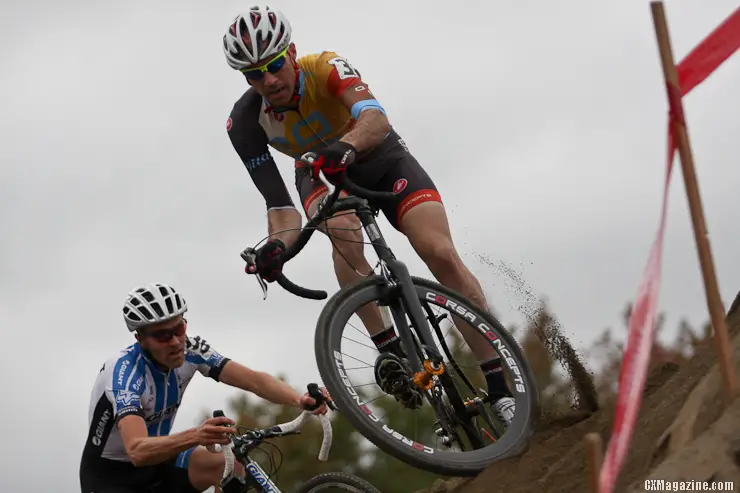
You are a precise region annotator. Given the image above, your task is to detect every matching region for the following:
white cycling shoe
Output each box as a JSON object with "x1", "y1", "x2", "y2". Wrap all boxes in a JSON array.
[{"x1": 491, "y1": 396, "x2": 516, "y2": 428}]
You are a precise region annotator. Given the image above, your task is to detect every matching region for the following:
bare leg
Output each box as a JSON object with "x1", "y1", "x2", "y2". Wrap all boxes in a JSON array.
[
  {"x1": 400, "y1": 201, "x2": 496, "y2": 362},
  {"x1": 186, "y1": 446, "x2": 246, "y2": 492},
  {"x1": 306, "y1": 192, "x2": 387, "y2": 336}
]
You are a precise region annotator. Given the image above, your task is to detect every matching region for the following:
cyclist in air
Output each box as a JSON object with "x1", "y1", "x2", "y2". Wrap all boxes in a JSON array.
[
  {"x1": 79, "y1": 282, "x2": 328, "y2": 493},
  {"x1": 222, "y1": 4, "x2": 515, "y2": 426}
]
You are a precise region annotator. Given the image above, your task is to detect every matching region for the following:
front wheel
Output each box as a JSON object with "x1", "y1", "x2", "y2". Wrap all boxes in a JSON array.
[
  {"x1": 314, "y1": 275, "x2": 539, "y2": 477},
  {"x1": 294, "y1": 472, "x2": 382, "y2": 493}
]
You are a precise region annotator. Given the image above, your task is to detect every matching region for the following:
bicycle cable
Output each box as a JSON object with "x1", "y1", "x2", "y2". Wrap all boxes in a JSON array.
[
  {"x1": 231, "y1": 425, "x2": 284, "y2": 480},
  {"x1": 254, "y1": 210, "x2": 391, "y2": 278}
]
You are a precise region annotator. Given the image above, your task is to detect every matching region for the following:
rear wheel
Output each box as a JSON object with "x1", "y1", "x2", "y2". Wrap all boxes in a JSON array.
[
  {"x1": 314, "y1": 275, "x2": 539, "y2": 476},
  {"x1": 295, "y1": 472, "x2": 381, "y2": 493}
]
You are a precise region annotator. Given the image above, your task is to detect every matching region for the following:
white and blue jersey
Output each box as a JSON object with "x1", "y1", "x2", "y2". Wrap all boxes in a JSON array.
[{"x1": 81, "y1": 335, "x2": 230, "y2": 468}]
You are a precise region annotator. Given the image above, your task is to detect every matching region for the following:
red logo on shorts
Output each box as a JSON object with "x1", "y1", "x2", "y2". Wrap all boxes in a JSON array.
[
  {"x1": 393, "y1": 178, "x2": 408, "y2": 194},
  {"x1": 226, "y1": 117, "x2": 232, "y2": 131}
]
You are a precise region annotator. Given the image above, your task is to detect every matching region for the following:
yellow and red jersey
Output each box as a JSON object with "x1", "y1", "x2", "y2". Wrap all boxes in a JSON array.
[{"x1": 253, "y1": 51, "x2": 383, "y2": 160}]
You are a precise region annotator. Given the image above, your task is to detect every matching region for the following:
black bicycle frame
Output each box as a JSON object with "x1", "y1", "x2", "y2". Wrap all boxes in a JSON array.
[
  {"x1": 242, "y1": 456, "x2": 280, "y2": 493},
  {"x1": 247, "y1": 161, "x2": 445, "y2": 372},
  {"x1": 333, "y1": 195, "x2": 444, "y2": 372},
  {"x1": 348, "y1": 197, "x2": 489, "y2": 447},
  {"x1": 243, "y1": 167, "x2": 498, "y2": 448}
]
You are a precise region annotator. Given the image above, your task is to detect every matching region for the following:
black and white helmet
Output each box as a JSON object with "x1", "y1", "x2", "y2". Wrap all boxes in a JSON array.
[
  {"x1": 122, "y1": 282, "x2": 188, "y2": 332},
  {"x1": 222, "y1": 4, "x2": 292, "y2": 70}
]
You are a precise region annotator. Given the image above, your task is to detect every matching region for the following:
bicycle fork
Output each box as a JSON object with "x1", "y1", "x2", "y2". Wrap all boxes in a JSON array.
[
  {"x1": 378, "y1": 259, "x2": 445, "y2": 381},
  {"x1": 393, "y1": 259, "x2": 443, "y2": 360}
]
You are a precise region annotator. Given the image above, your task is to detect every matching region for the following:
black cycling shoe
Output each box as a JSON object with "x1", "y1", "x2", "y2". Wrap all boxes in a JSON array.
[{"x1": 374, "y1": 352, "x2": 423, "y2": 410}]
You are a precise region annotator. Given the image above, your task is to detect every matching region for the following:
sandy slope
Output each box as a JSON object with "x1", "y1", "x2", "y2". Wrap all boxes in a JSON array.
[{"x1": 415, "y1": 296, "x2": 740, "y2": 493}]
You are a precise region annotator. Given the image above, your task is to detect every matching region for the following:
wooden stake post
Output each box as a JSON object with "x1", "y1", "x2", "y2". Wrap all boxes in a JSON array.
[
  {"x1": 650, "y1": 1, "x2": 739, "y2": 398},
  {"x1": 584, "y1": 433, "x2": 603, "y2": 493},
  {"x1": 582, "y1": 4, "x2": 739, "y2": 492}
]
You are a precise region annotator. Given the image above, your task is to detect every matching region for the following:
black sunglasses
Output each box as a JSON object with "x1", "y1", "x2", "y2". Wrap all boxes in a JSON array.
[{"x1": 142, "y1": 318, "x2": 187, "y2": 343}]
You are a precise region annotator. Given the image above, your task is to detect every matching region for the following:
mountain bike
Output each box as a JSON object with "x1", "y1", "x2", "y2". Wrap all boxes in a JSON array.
[
  {"x1": 209, "y1": 383, "x2": 381, "y2": 493},
  {"x1": 240, "y1": 153, "x2": 539, "y2": 477}
]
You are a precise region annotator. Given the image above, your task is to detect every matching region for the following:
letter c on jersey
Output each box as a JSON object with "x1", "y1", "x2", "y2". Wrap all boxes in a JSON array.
[{"x1": 292, "y1": 111, "x2": 332, "y2": 148}]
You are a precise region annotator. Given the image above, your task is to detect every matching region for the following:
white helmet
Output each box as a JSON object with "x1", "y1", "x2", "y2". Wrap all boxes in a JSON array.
[
  {"x1": 223, "y1": 5, "x2": 292, "y2": 70},
  {"x1": 122, "y1": 282, "x2": 188, "y2": 332}
]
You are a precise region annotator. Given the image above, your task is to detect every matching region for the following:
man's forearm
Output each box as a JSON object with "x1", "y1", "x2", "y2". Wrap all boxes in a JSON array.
[
  {"x1": 267, "y1": 207, "x2": 302, "y2": 246},
  {"x1": 222, "y1": 361, "x2": 303, "y2": 408},
  {"x1": 246, "y1": 369, "x2": 303, "y2": 408},
  {"x1": 128, "y1": 427, "x2": 199, "y2": 467},
  {"x1": 340, "y1": 109, "x2": 390, "y2": 152}
]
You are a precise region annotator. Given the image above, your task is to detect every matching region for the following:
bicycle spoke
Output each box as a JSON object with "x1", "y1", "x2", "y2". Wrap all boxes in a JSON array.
[
  {"x1": 341, "y1": 335, "x2": 378, "y2": 352},
  {"x1": 363, "y1": 393, "x2": 392, "y2": 406},
  {"x1": 340, "y1": 301, "x2": 493, "y2": 452},
  {"x1": 339, "y1": 352, "x2": 375, "y2": 368},
  {"x1": 347, "y1": 321, "x2": 373, "y2": 340}
]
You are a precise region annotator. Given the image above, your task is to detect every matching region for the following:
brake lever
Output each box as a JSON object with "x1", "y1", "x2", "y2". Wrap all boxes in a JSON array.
[
  {"x1": 317, "y1": 169, "x2": 335, "y2": 196},
  {"x1": 300, "y1": 152, "x2": 336, "y2": 215},
  {"x1": 240, "y1": 247, "x2": 268, "y2": 300},
  {"x1": 313, "y1": 171, "x2": 337, "y2": 220}
]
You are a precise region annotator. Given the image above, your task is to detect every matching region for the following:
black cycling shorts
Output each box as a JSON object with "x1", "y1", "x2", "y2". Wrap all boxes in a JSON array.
[
  {"x1": 295, "y1": 132, "x2": 442, "y2": 231},
  {"x1": 80, "y1": 450, "x2": 199, "y2": 493}
]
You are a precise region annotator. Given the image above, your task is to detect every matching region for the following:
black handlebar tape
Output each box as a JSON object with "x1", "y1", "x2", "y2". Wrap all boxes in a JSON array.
[{"x1": 277, "y1": 274, "x2": 327, "y2": 300}]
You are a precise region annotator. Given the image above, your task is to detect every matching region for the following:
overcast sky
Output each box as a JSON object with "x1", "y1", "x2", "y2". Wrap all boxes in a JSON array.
[{"x1": 2, "y1": 0, "x2": 739, "y2": 490}]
